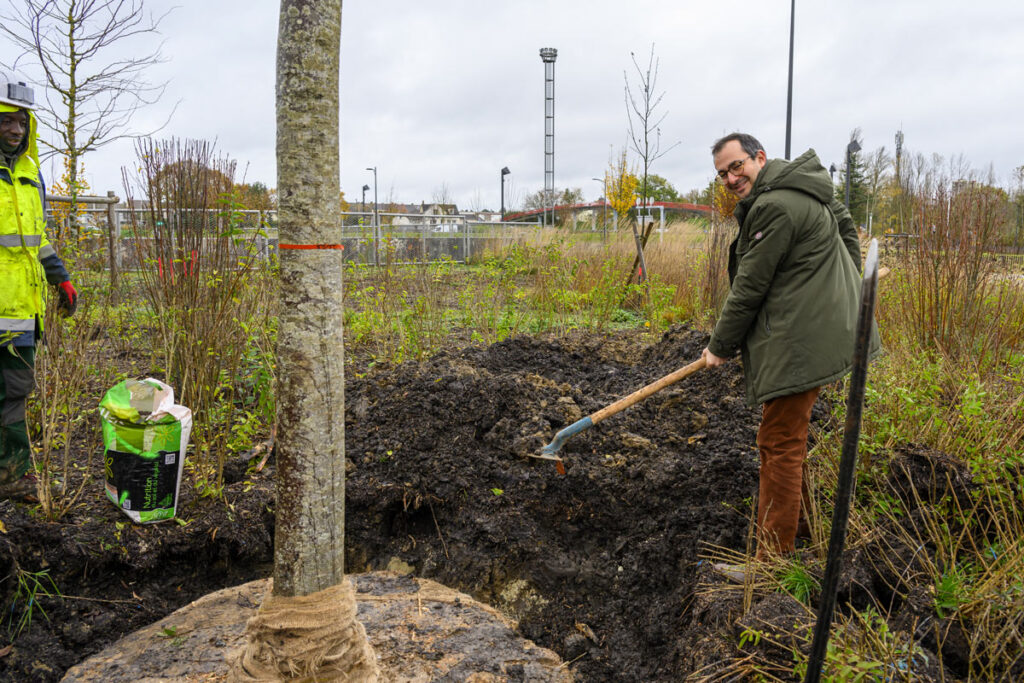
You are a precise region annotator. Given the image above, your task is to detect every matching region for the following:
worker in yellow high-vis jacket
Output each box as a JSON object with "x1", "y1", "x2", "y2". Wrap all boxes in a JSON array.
[{"x1": 0, "y1": 69, "x2": 78, "y2": 500}]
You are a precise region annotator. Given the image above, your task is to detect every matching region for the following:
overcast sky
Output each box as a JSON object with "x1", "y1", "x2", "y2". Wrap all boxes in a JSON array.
[{"x1": 4, "y1": 0, "x2": 1024, "y2": 211}]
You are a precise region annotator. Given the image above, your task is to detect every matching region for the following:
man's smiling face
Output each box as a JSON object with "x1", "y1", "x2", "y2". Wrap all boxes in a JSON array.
[
  {"x1": 713, "y1": 139, "x2": 766, "y2": 199},
  {"x1": 0, "y1": 110, "x2": 29, "y2": 152}
]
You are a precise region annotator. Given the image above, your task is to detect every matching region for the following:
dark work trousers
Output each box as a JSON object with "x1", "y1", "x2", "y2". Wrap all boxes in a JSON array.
[
  {"x1": 0, "y1": 345, "x2": 36, "y2": 485},
  {"x1": 755, "y1": 386, "x2": 820, "y2": 560}
]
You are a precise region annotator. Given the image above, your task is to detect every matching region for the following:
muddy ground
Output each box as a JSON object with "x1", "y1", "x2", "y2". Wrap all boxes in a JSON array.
[{"x1": 0, "y1": 325, "x2": 978, "y2": 681}]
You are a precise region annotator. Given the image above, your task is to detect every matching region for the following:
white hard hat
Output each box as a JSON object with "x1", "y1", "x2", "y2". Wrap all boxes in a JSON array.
[{"x1": 0, "y1": 68, "x2": 36, "y2": 110}]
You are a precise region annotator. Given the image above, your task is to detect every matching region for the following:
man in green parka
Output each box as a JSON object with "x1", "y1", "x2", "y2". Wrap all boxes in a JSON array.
[
  {"x1": 0, "y1": 69, "x2": 78, "y2": 501},
  {"x1": 702, "y1": 132, "x2": 879, "y2": 572}
]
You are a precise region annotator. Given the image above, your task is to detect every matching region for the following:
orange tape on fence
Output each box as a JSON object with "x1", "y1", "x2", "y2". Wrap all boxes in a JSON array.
[{"x1": 278, "y1": 244, "x2": 345, "y2": 250}]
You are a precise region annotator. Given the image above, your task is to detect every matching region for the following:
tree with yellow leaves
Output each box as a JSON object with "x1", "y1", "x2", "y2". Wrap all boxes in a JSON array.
[
  {"x1": 711, "y1": 178, "x2": 740, "y2": 224},
  {"x1": 605, "y1": 149, "x2": 639, "y2": 220},
  {"x1": 605, "y1": 148, "x2": 648, "y2": 283}
]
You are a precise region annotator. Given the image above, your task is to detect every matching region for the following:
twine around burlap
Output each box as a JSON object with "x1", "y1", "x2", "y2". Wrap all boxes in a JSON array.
[{"x1": 229, "y1": 578, "x2": 381, "y2": 682}]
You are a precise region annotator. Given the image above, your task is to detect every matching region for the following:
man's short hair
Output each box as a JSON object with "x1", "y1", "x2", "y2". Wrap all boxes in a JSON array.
[{"x1": 712, "y1": 133, "x2": 764, "y2": 158}]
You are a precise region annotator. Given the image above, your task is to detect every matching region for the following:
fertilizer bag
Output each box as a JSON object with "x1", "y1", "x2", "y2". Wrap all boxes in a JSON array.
[{"x1": 99, "y1": 378, "x2": 193, "y2": 523}]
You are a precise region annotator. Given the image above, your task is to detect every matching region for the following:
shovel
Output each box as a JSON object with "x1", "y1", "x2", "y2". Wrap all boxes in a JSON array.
[
  {"x1": 536, "y1": 268, "x2": 888, "y2": 475},
  {"x1": 533, "y1": 356, "x2": 707, "y2": 465},
  {"x1": 534, "y1": 266, "x2": 890, "y2": 471}
]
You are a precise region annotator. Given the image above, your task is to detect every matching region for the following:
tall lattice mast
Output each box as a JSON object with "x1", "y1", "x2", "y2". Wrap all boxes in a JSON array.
[{"x1": 539, "y1": 47, "x2": 557, "y2": 226}]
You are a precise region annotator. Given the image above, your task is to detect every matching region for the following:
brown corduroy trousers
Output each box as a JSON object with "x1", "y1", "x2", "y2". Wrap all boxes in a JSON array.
[{"x1": 755, "y1": 386, "x2": 820, "y2": 560}]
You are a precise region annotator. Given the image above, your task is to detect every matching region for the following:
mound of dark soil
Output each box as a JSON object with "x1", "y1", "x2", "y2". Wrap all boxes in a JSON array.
[
  {"x1": 0, "y1": 326, "x2": 974, "y2": 681},
  {"x1": 341, "y1": 325, "x2": 761, "y2": 680}
]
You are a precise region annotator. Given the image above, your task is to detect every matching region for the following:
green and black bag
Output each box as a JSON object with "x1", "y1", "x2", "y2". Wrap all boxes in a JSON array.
[{"x1": 99, "y1": 378, "x2": 193, "y2": 523}]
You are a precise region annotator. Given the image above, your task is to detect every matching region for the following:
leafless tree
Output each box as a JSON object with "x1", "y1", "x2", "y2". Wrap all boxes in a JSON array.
[
  {"x1": 431, "y1": 181, "x2": 454, "y2": 208},
  {"x1": 503, "y1": 177, "x2": 523, "y2": 214},
  {"x1": 906, "y1": 152, "x2": 928, "y2": 231},
  {"x1": 1, "y1": 0, "x2": 175, "y2": 218},
  {"x1": 624, "y1": 43, "x2": 679, "y2": 281},
  {"x1": 863, "y1": 146, "x2": 891, "y2": 236},
  {"x1": 1012, "y1": 165, "x2": 1024, "y2": 250},
  {"x1": 230, "y1": 0, "x2": 379, "y2": 679},
  {"x1": 523, "y1": 187, "x2": 557, "y2": 212},
  {"x1": 468, "y1": 187, "x2": 484, "y2": 213},
  {"x1": 522, "y1": 187, "x2": 583, "y2": 220}
]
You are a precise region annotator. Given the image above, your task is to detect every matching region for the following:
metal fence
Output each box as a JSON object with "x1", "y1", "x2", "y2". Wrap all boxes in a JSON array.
[
  {"x1": 331, "y1": 212, "x2": 540, "y2": 265},
  {"x1": 881, "y1": 232, "x2": 1024, "y2": 269},
  {"x1": 45, "y1": 199, "x2": 543, "y2": 270}
]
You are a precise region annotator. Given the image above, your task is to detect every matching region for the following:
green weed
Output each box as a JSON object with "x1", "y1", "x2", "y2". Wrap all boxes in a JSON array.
[
  {"x1": 6, "y1": 568, "x2": 61, "y2": 636},
  {"x1": 775, "y1": 560, "x2": 819, "y2": 606},
  {"x1": 934, "y1": 562, "x2": 974, "y2": 618}
]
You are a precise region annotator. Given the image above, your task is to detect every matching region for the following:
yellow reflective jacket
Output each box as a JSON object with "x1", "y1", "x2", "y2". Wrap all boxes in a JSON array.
[{"x1": 1, "y1": 103, "x2": 55, "y2": 343}]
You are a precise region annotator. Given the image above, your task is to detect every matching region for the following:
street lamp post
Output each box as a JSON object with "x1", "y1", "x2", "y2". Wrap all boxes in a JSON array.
[
  {"x1": 844, "y1": 140, "x2": 861, "y2": 210},
  {"x1": 500, "y1": 166, "x2": 510, "y2": 220},
  {"x1": 829, "y1": 164, "x2": 836, "y2": 183},
  {"x1": 366, "y1": 167, "x2": 378, "y2": 266},
  {"x1": 785, "y1": 0, "x2": 795, "y2": 160},
  {"x1": 361, "y1": 183, "x2": 369, "y2": 217}
]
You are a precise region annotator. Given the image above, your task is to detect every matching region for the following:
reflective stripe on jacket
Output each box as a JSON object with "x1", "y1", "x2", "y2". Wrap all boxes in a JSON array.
[{"x1": 1, "y1": 104, "x2": 52, "y2": 341}]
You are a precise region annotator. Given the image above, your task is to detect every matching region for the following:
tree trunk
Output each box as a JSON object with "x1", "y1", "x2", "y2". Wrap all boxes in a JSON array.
[
  {"x1": 626, "y1": 219, "x2": 656, "y2": 284},
  {"x1": 629, "y1": 219, "x2": 648, "y2": 285},
  {"x1": 274, "y1": 0, "x2": 346, "y2": 598},
  {"x1": 230, "y1": 2, "x2": 379, "y2": 678}
]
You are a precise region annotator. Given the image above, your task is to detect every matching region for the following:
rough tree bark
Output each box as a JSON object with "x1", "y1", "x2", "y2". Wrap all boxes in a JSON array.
[
  {"x1": 230, "y1": 2, "x2": 379, "y2": 679},
  {"x1": 275, "y1": 0, "x2": 347, "y2": 597}
]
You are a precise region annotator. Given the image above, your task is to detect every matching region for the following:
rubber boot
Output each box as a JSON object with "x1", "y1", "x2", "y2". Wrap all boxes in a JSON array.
[{"x1": 0, "y1": 345, "x2": 36, "y2": 486}]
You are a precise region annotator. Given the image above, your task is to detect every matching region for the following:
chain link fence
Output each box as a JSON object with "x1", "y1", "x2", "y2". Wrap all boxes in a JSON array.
[
  {"x1": 334, "y1": 212, "x2": 540, "y2": 265},
  {"x1": 46, "y1": 199, "x2": 542, "y2": 271}
]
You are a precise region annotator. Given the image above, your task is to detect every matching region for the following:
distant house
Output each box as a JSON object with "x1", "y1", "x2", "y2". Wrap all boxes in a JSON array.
[
  {"x1": 420, "y1": 202, "x2": 459, "y2": 217},
  {"x1": 420, "y1": 202, "x2": 461, "y2": 232}
]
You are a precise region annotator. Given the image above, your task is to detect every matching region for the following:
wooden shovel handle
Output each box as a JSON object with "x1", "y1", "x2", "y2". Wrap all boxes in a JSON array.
[{"x1": 590, "y1": 357, "x2": 707, "y2": 426}]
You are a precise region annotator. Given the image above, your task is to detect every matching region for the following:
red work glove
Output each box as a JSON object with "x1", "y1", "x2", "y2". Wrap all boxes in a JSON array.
[{"x1": 57, "y1": 280, "x2": 78, "y2": 317}]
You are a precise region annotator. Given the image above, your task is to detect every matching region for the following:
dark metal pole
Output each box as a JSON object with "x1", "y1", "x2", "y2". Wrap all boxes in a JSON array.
[
  {"x1": 804, "y1": 240, "x2": 880, "y2": 683},
  {"x1": 785, "y1": 0, "x2": 795, "y2": 160},
  {"x1": 844, "y1": 148, "x2": 852, "y2": 208},
  {"x1": 501, "y1": 166, "x2": 510, "y2": 220}
]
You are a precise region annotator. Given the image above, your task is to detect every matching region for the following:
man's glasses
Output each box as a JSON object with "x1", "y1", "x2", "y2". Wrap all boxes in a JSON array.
[{"x1": 716, "y1": 155, "x2": 753, "y2": 180}]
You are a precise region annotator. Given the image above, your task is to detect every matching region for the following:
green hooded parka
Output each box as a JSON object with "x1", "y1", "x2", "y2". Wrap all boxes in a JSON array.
[{"x1": 707, "y1": 149, "x2": 881, "y2": 405}]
